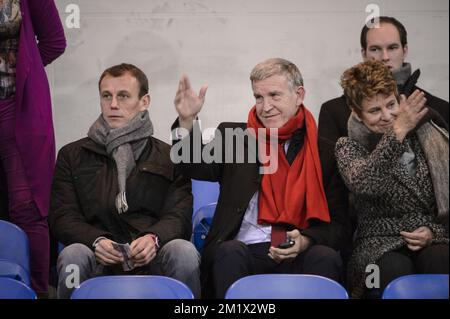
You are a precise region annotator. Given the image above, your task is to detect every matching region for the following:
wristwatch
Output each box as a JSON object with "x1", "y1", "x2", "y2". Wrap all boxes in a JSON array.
[{"x1": 148, "y1": 233, "x2": 160, "y2": 250}]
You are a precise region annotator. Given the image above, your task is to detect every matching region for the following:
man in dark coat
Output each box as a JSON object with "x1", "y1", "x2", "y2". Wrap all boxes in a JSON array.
[
  {"x1": 172, "y1": 58, "x2": 350, "y2": 298},
  {"x1": 318, "y1": 16, "x2": 449, "y2": 252},
  {"x1": 49, "y1": 64, "x2": 200, "y2": 299}
]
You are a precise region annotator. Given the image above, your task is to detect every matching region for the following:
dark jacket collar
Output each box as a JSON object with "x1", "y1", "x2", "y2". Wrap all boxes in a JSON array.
[
  {"x1": 80, "y1": 137, "x2": 174, "y2": 181},
  {"x1": 80, "y1": 138, "x2": 107, "y2": 156}
]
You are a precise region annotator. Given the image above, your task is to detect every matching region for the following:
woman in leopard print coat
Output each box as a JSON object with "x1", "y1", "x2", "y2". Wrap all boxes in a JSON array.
[{"x1": 335, "y1": 60, "x2": 448, "y2": 298}]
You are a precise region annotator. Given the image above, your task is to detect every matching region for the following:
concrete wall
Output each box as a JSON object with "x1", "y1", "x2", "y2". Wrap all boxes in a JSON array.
[{"x1": 49, "y1": 0, "x2": 449, "y2": 149}]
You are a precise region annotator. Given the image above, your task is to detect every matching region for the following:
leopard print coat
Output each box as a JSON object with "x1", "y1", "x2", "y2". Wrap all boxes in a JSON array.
[{"x1": 335, "y1": 117, "x2": 448, "y2": 298}]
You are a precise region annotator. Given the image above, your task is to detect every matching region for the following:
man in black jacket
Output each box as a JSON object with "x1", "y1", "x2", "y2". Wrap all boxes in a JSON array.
[
  {"x1": 318, "y1": 16, "x2": 449, "y2": 282},
  {"x1": 320, "y1": 17, "x2": 448, "y2": 144},
  {"x1": 172, "y1": 58, "x2": 350, "y2": 298},
  {"x1": 49, "y1": 64, "x2": 200, "y2": 298}
]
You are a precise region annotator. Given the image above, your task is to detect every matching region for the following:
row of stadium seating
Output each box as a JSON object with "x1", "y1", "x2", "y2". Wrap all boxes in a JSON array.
[
  {"x1": 1, "y1": 272, "x2": 449, "y2": 299},
  {"x1": 1, "y1": 180, "x2": 448, "y2": 299}
]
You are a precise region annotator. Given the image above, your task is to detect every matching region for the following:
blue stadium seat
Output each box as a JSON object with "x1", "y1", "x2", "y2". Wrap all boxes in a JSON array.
[
  {"x1": 0, "y1": 277, "x2": 36, "y2": 299},
  {"x1": 0, "y1": 220, "x2": 30, "y2": 284},
  {"x1": 191, "y1": 179, "x2": 219, "y2": 214},
  {"x1": 57, "y1": 242, "x2": 65, "y2": 254},
  {"x1": 0, "y1": 259, "x2": 31, "y2": 286},
  {"x1": 70, "y1": 275, "x2": 194, "y2": 299},
  {"x1": 225, "y1": 274, "x2": 349, "y2": 299},
  {"x1": 192, "y1": 203, "x2": 216, "y2": 252},
  {"x1": 382, "y1": 274, "x2": 449, "y2": 299}
]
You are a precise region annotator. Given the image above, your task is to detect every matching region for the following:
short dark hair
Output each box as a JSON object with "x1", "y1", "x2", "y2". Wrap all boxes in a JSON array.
[
  {"x1": 360, "y1": 16, "x2": 408, "y2": 50},
  {"x1": 98, "y1": 63, "x2": 149, "y2": 98}
]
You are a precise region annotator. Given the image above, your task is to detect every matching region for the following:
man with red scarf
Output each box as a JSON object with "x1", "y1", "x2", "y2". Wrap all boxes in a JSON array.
[{"x1": 172, "y1": 58, "x2": 350, "y2": 299}]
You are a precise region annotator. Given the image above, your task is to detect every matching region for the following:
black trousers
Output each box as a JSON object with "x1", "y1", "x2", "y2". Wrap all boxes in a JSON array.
[
  {"x1": 208, "y1": 240, "x2": 342, "y2": 298},
  {"x1": 365, "y1": 243, "x2": 449, "y2": 299}
]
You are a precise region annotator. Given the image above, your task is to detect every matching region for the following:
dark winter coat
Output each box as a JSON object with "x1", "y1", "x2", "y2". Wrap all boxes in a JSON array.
[{"x1": 49, "y1": 136, "x2": 193, "y2": 249}]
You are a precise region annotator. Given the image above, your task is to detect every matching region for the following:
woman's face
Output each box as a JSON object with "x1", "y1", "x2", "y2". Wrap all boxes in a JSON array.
[{"x1": 357, "y1": 93, "x2": 399, "y2": 134}]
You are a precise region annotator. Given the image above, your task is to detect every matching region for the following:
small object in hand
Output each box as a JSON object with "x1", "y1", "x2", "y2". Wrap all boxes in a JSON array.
[
  {"x1": 277, "y1": 238, "x2": 295, "y2": 249},
  {"x1": 112, "y1": 242, "x2": 135, "y2": 271}
]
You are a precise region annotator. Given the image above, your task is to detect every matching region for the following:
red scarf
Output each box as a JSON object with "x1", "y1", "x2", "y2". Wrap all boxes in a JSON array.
[{"x1": 247, "y1": 105, "x2": 330, "y2": 229}]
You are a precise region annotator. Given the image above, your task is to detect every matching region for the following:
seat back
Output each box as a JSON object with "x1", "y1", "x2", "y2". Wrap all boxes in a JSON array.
[
  {"x1": 0, "y1": 277, "x2": 36, "y2": 299},
  {"x1": 0, "y1": 220, "x2": 30, "y2": 274},
  {"x1": 0, "y1": 259, "x2": 31, "y2": 286},
  {"x1": 191, "y1": 179, "x2": 219, "y2": 214},
  {"x1": 70, "y1": 275, "x2": 195, "y2": 299},
  {"x1": 382, "y1": 274, "x2": 449, "y2": 299},
  {"x1": 225, "y1": 274, "x2": 349, "y2": 299},
  {"x1": 192, "y1": 203, "x2": 217, "y2": 251}
]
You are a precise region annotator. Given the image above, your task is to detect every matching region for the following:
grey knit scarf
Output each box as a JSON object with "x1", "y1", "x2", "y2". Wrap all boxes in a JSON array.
[
  {"x1": 348, "y1": 114, "x2": 449, "y2": 223},
  {"x1": 392, "y1": 62, "x2": 412, "y2": 87},
  {"x1": 417, "y1": 122, "x2": 449, "y2": 224},
  {"x1": 88, "y1": 111, "x2": 153, "y2": 214}
]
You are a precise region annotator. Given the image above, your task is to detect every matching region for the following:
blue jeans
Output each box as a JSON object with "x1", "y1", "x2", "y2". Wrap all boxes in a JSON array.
[{"x1": 57, "y1": 239, "x2": 200, "y2": 299}]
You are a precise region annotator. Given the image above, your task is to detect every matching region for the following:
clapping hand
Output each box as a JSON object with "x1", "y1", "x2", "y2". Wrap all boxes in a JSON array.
[{"x1": 393, "y1": 89, "x2": 428, "y2": 141}]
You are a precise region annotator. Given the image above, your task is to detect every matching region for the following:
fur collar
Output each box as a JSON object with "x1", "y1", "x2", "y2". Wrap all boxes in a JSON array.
[{"x1": 347, "y1": 113, "x2": 383, "y2": 152}]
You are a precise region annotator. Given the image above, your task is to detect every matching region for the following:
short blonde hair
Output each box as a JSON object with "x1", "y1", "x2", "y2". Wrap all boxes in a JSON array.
[
  {"x1": 250, "y1": 58, "x2": 303, "y2": 90},
  {"x1": 340, "y1": 60, "x2": 398, "y2": 114}
]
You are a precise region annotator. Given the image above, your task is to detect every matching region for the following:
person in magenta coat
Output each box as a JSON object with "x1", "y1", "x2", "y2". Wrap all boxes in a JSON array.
[{"x1": 0, "y1": 0, "x2": 66, "y2": 297}]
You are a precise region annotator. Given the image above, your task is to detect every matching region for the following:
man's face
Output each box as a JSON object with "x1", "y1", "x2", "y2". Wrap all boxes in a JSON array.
[
  {"x1": 362, "y1": 22, "x2": 408, "y2": 72},
  {"x1": 99, "y1": 72, "x2": 149, "y2": 129},
  {"x1": 252, "y1": 74, "x2": 305, "y2": 129}
]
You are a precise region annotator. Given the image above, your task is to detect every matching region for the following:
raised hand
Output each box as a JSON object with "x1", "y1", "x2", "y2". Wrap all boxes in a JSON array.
[
  {"x1": 393, "y1": 89, "x2": 428, "y2": 142},
  {"x1": 174, "y1": 74, "x2": 208, "y2": 130}
]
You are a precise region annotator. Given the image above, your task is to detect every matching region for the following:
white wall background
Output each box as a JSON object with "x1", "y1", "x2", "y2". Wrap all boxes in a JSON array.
[{"x1": 49, "y1": 0, "x2": 449, "y2": 150}]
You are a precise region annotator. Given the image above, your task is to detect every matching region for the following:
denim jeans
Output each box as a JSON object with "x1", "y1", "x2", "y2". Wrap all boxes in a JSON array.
[{"x1": 57, "y1": 239, "x2": 201, "y2": 298}]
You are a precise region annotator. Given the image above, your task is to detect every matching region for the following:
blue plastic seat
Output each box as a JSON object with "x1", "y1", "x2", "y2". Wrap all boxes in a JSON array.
[
  {"x1": 0, "y1": 277, "x2": 36, "y2": 299},
  {"x1": 192, "y1": 203, "x2": 216, "y2": 252},
  {"x1": 0, "y1": 220, "x2": 30, "y2": 285},
  {"x1": 57, "y1": 242, "x2": 65, "y2": 254},
  {"x1": 0, "y1": 260, "x2": 31, "y2": 286},
  {"x1": 70, "y1": 275, "x2": 195, "y2": 299},
  {"x1": 225, "y1": 274, "x2": 349, "y2": 299},
  {"x1": 191, "y1": 179, "x2": 219, "y2": 214},
  {"x1": 382, "y1": 274, "x2": 449, "y2": 299}
]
